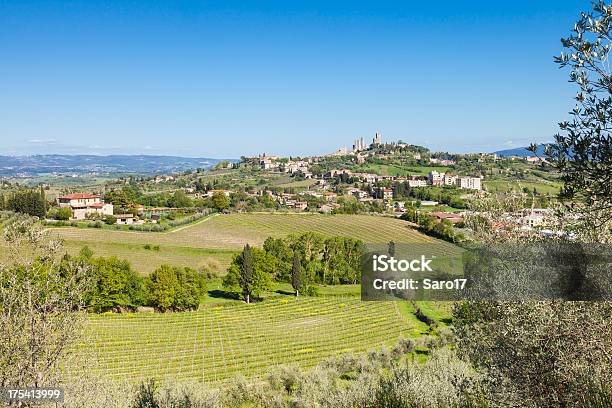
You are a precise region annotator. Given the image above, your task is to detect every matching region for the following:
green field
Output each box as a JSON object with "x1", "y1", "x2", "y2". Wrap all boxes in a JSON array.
[
  {"x1": 483, "y1": 179, "x2": 561, "y2": 195},
  {"x1": 354, "y1": 164, "x2": 451, "y2": 176},
  {"x1": 71, "y1": 296, "x2": 427, "y2": 384},
  {"x1": 48, "y1": 213, "x2": 457, "y2": 275},
  {"x1": 33, "y1": 212, "x2": 457, "y2": 386}
]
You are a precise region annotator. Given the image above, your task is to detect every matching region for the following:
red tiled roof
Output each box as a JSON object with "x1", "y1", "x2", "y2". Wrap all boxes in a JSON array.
[
  {"x1": 431, "y1": 212, "x2": 463, "y2": 221},
  {"x1": 89, "y1": 203, "x2": 104, "y2": 208},
  {"x1": 59, "y1": 193, "x2": 100, "y2": 200}
]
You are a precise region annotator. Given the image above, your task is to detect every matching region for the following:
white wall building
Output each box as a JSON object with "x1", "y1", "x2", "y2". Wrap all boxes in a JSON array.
[{"x1": 57, "y1": 193, "x2": 113, "y2": 220}]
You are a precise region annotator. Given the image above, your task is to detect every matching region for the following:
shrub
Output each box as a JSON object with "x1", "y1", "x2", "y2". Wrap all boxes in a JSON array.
[
  {"x1": 104, "y1": 215, "x2": 117, "y2": 225},
  {"x1": 199, "y1": 258, "x2": 221, "y2": 276},
  {"x1": 304, "y1": 285, "x2": 320, "y2": 297}
]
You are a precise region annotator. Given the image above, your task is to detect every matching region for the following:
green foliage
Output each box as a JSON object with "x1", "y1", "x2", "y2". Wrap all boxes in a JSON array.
[
  {"x1": 223, "y1": 244, "x2": 274, "y2": 303},
  {"x1": 535, "y1": 0, "x2": 612, "y2": 222},
  {"x1": 321, "y1": 236, "x2": 364, "y2": 284},
  {"x1": 333, "y1": 195, "x2": 362, "y2": 214},
  {"x1": 290, "y1": 252, "x2": 305, "y2": 296},
  {"x1": 79, "y1": 245, "x2": 94, "y2": 259},
  {"x1": 213, "y1": 160, "x2": 231, "y2": 170},
  {"x1": 104, "y1": 188, "x2": 132, "y2": 209},
  {"x1": 147, "y1": 265, "x2": 207, "y2": 311},
  {"x1": 454, "y1": 301, "x2": 612, "y2": 407},
  {"x1": 406, "y1": 186, "x2": 467, "y2": 209},
  {"x1": 260, "y1": 233, "x2": 365, "y2": 286},
  {"x1": 211, "y1": 192, "x2": 230, "y2": 211},
  {"x1": 4, "y1": 188, "x2": 47, "y2": 218},
  {"x1": 104, "y1": 215, "x2": 117, "y2": 225},
  {"x1": 401, "y1": 209, "x2": 465, "y2": 244},
  {"x1": 263, "y1": 237, "x2": 293, "y2": 281},
  {"x1": 168, "y1": 190, "x2": 193, "y2": 208},
  {"x1": 47, "y1": 206, "x2": 72, "y2": 220},
  {"x1": 85, "y1": 256, "x2": 145, "y2": 312}
]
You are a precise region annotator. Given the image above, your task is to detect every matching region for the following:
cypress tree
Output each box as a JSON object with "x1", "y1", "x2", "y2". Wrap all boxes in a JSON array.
[
  {"x1": 291, "y1": 252, "x2": 304, "y2": 297},
  {"x1": 242, "y1": 244, "x2": 254, "y2": 304}
]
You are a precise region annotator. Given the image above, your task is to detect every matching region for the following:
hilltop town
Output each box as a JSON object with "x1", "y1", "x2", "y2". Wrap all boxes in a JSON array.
[{"x1": 0, "y1": 132, "x2": 562, "y2": 241}]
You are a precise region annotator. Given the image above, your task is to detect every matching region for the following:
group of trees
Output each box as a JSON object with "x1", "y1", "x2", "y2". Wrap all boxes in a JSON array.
[
  {"x1": 401, "y1": 207, "x2": 466, "y2": 243},
  {"x1": 332, "y1": 195, "x2": 385, "y2": 214},
  {"x1": 223, "y1": 233, "x2": 365, "y2": 302},
  {"x1": 0, "y1": 187, "x2": 48, "y2": 218},
  {"x1": 104, "y1": 186, "x2": 236, "y2": 213},
  {"x1": 73, "y1": 248, "x2": 207, "y2": 312},
  {"x1": 400, "y1": 185, "x2": 467, "y2": 209}
]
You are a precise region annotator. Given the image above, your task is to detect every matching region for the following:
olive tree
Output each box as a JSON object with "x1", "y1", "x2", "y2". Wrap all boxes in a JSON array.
[
  {"x1": 0, "y1": 214, "x2": 93, "y2": 389},
  {"x1": 531, "y1": 0, "x2": 612, "y2": 241}
]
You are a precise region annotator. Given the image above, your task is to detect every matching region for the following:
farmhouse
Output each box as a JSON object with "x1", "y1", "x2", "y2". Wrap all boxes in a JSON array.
[
  {"x1": 115, "y1": 213, "x2": 135, "y2": 225},
  {"x1": 57, "y1": 193, "x2": 113, "y2": 220}
]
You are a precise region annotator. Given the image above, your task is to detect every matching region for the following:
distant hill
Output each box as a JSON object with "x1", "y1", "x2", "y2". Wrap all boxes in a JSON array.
[
  {"x1": 494, "y1": 144, "x2": 548, "y2": 157},
  {"x1": 0, "y1": 154, "x2": 237, "y2": 177}
]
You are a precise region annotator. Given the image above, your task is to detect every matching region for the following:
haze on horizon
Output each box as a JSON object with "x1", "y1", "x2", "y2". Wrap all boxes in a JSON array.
[{"x1": 0, "y1": 1, "x2": 585, "y2": 158}]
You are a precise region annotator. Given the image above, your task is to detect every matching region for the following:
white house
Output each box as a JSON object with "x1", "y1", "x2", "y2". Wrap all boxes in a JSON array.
[
  {"x1": 57, "y1": 193, "x2": 113, "y2": 220},
  {"x1": 115, "y1": 213, "x2": 135, "y2": 225}
]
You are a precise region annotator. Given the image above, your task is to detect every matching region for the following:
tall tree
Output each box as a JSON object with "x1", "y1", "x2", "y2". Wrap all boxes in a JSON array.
[
  {"x1": 291, "y1": 253, "x2": 305, "y2": 297},
  {"x1": 242, "y1": 244, "x2": 254, "y2": 303},
  {"x1": 223, "y1": 244, "x2": 274, "y2": 303}
]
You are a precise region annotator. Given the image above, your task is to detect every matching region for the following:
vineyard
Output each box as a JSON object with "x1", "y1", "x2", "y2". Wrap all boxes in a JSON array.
[
  {"x1": 49, "y1": 213, "x2": 459, "y2": 274},
  {"x1": 71, "y1": 296, "x2": 426, "y2": 384}
]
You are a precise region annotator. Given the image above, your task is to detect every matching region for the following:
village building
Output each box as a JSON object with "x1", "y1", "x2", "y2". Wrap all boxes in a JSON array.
[
  {"x1": 115, "y1": 213, "x2": 135, "y2": 225},
  {"x1": 323, "y1": 192, "x2": 338, "y2": 202},
  {"x1": 348, "y1": 188, "x2": 369, "y2": 199},
  {"x1": 428, "y1": 170, "x2": 445, "y2": 186},
  {"x1": 57, "y1": 193, "x2": 113, "y2": 220},
  {"x1": 205, "y1": 189, "x2": 233, "y2": 197},
  {"x1": 407, "y1": 177, "x2": 427, "y2": 188},
  {"x1": 456, "y1": 176, "x2": 482, "y2": 190},
  {"x1": 375, "y1": 187, "x2": 394, "y2": 200},
  {"x1": 427, "y1": 171, "x2": 482, "y2": 190}
]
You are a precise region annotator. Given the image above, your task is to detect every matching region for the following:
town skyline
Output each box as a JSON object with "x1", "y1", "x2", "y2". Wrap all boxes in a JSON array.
[{"x1": 0, "y1": 132, "x2": 540, "y2": 160}]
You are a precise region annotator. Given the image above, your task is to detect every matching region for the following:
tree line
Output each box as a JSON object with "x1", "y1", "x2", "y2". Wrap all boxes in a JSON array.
[
  {"x1": 223, "y1": 232, "x2": 365, "y2": 303},
  {"x1": 0, "y1": 187, "x2": 48, "y2": 218},
  {"x1": 63, "y1": 247, "x2": 207, "y2": 312}
]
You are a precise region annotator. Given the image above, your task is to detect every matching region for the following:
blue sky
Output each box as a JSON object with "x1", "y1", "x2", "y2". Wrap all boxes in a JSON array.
[{"x1": 0, "y1": 0, "x2": 588, "y2": 157}]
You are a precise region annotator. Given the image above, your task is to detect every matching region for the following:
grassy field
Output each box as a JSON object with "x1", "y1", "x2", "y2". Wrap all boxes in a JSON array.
[
  {"x1": 71, "y1": 295, "x2": 430, "y2": 384},
  {"x1": 483, "y1": 179, "x2": 561, "y2": 195},
  {"x1": 48, "y1": 213, "x2": 457, "y2": 275}
]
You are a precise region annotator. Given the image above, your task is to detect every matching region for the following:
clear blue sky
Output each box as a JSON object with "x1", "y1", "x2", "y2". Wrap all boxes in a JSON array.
[{"x1": 0, "y1": 0, "x2": 588, "y2": 158}]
